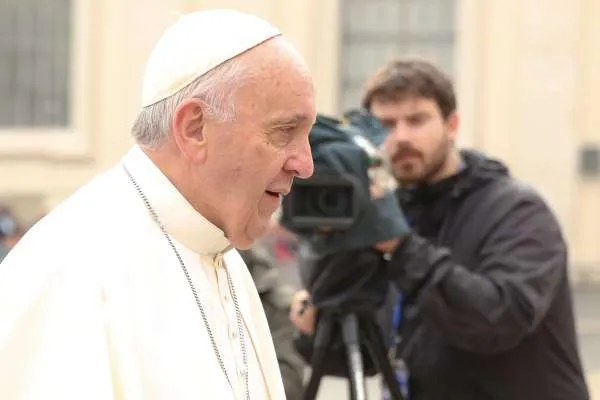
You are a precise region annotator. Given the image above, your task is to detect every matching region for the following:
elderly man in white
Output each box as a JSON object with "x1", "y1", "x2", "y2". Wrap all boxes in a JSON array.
[{"x1": 0, "y1": 9, "x2": 316, "y2": 400}]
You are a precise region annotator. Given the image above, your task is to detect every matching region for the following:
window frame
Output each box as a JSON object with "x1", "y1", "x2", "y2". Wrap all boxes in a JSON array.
[
  {"x1": 337, "y1": 0, "x2": 456, "y2": 113},
  {"x1": 0, "y1": 0, "x2": 93, "y2": 160}
]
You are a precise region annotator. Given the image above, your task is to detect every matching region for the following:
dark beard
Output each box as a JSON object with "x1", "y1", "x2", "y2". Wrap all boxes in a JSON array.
[
  {"x1": 423, "y1": 140, "x2": 450, "y2": 182},
  {"x1": 396, "y1": 137, "x2": 450, "y2": 186}
]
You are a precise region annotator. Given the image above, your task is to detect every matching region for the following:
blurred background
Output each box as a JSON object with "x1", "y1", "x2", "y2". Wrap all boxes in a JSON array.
[{"x1": 1, "y1": 0, "x2": 600, "y2": 397}]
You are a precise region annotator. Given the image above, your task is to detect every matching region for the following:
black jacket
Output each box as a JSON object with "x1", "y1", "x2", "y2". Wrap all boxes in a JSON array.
[{"x1": 387, "y1": 150, "x2": 589, "y2": 400}]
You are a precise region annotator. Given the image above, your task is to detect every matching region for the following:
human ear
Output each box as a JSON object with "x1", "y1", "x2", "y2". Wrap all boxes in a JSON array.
[
  {"x1": 446, "y1": 112, "x2": 460, "y2": 141},
  {"x1": 171, "y1": 98, "x2": 207, "y2": 163}
]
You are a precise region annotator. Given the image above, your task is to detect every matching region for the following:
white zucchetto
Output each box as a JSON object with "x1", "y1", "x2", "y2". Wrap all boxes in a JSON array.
[{"x1": 141, "y1": 9, "x2": 281, "y2": 108}]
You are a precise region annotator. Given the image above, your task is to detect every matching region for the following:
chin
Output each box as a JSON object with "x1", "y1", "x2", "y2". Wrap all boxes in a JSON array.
[
  {"x1": 395, "y1": 172, "x2": 426, "y2": 186},
  {"x1": 234, "y1": 219, "x2": 270, "y2": 250}
]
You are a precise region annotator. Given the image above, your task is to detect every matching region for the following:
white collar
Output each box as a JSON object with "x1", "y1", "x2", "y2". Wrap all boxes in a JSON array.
[{"x1": 121, "y1": 145, "x2": 232, "y2": 256}]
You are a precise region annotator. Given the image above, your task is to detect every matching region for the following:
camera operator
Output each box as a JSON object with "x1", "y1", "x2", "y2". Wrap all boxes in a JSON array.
[{"x1": 290, "y1": 58, "x2": 590, "y2": 399}]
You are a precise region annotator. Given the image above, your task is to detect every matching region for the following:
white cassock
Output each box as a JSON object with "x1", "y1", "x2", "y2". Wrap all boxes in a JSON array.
[{"x1": 0, "y1": 145, "x2": 286, "y2": 400}]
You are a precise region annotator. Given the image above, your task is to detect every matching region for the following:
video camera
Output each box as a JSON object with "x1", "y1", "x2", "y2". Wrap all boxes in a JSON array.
[
  {"x1": 280, "y1": 111, "x2": 388, "y2": 233},
  {"x1": 279, "y1": 110, "x2": 404, "y2": 255}
]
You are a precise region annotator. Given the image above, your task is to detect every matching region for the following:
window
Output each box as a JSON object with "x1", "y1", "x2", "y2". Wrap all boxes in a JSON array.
[
  {"x1": 0, "y1": 0, "x2": 72, "y2": 127},
  {"x1": 339, "y1": 0, "x2": 456, "y2": 112},
  {"x1": 0, "y1": 0, "x2": 92, "y2": 159}
]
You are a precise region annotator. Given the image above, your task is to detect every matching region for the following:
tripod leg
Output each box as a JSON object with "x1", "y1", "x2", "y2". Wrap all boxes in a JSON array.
[
  {"x1": 362, "y1": 320, "x2": 406, "y2": 400},
  {"x1": 341, "y1": 314, "x2": 367, "y2": 400},
  {"x1": 303, "y1": 318, "x2": 334, "y2": 400}
]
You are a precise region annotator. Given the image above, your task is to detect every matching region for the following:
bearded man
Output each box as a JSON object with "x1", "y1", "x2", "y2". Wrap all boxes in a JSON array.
[{"x1": 290, "y1": 59, "x2": 589, "y2": 400}]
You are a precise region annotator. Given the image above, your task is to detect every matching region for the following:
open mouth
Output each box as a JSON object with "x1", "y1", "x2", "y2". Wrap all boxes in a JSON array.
[{"x1": 265, "y1": 190, "x2": 280, "y2": 198}]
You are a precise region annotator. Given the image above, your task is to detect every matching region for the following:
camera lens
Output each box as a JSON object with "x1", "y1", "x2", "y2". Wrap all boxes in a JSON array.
[
  {"x1": 313, "y1": 189, "x2": 348, "y2": 217},
  {"x1": 288, "y1": 178, "x2": 355, "y2": 224}
]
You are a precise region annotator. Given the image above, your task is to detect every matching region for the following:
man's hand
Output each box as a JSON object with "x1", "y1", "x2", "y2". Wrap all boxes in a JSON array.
[
  {"x1": 374, "y1": 237, "x2": 402, "y2": 254},
  {"x1": 289, "y1": 289, "x2": 317, "y2": 335}
]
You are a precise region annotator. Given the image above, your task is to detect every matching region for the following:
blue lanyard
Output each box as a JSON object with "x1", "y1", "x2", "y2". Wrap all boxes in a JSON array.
[
  {"x1": 388, "y1": 212, "x2": 413, "y2": 351},
  {"x1": 389, "y1": 292, "x2": 404, "y2": 350}
]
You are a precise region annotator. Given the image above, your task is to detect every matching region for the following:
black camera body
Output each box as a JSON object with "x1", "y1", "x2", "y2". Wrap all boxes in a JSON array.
[
  {"x1": 280, "y1": 112, "x2": 384, "y2": 237},
  {"x1": 281, "y1": 169, "x2": 360, "y2": 233}
]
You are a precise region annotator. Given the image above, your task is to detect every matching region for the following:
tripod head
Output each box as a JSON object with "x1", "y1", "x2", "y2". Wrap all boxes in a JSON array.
[
  {"x1": 297, "y1": 244, "x2": 390, "y2": 312},
  {"x1": 294, "y1": 247, "x2": 393, "y2": 377}
]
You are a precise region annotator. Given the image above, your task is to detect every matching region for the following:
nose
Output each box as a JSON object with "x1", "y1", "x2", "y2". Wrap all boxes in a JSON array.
[
  {"x1": 389, "y1": 122, "x2": 410, "y2": 143},
  {"x1": 285, "y1": 140, "x2": 314, "y2": 179}
]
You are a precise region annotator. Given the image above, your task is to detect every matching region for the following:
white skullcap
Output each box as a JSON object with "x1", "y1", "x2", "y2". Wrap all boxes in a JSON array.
[{"x1": 141, "y1": 9, "x2": 281, "y2": 108}]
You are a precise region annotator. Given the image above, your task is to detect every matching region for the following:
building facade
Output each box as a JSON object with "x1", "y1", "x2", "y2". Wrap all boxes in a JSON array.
[{"x1": 1, "y1": 0, "x2": 599, "y2": 280}]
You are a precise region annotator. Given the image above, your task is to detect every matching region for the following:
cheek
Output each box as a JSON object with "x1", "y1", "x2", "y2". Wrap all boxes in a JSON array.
[
  {"x1": 255, "y1": 140, "x2": 289, "y2": 173},
  {"x1": 225, "y1": 139, "x2": 288, "y2": 203},
  {"x1": 236, "y1": 149, "x2": 283, "y2": 197},
  {"x1": 382, "y1": 136, "x2": 394, "y2": 155},
  {"x1": 417, "y1": 123, "x2": 446, "y2": 156}
]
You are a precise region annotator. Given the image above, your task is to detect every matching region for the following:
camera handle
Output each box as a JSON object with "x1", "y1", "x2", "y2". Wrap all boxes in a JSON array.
[{"x1": 303, "y1": 312, "x2": 405, "y2": 400}]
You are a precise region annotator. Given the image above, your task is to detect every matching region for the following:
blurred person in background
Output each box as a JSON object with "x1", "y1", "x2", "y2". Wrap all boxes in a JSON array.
[
  {"x1": 290, "y1": 58, "x2": 589, "y2": 400},
  {"x1": 0, "y1": 9, "x2": 316, "y2": 400},
  {"x1": 239, "y1": 238, "x2": 306, "y2": 400},
  {"x1": 0, "y1": 207, "x2": 19, "y2": 261},
  {"x1": 239, "y1": 214, "x2": 305, "y2": 400}
]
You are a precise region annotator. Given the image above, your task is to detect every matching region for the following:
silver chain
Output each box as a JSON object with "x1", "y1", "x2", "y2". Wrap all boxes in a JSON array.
[{"x1": 122, "y1": 164, "x2": 250, "y2": 400}]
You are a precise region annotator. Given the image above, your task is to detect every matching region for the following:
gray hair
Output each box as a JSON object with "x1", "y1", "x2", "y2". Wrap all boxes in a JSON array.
[{"x1": 131, "y1": 56, "x2": 249, "y2": 148}]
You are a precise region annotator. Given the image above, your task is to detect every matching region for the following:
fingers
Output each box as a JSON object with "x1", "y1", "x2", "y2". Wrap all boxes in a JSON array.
[
  {"x1": 289, "y1": 290, "x2": 317, "y2": 335},
  {"x1": 374, "y1": 237, "x2": 401, "y2": 254}
]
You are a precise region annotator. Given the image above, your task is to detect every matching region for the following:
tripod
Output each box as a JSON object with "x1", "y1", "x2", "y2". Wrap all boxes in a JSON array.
[{"x1": 302, "y1": 312, "x2": 406, "y2": 400}]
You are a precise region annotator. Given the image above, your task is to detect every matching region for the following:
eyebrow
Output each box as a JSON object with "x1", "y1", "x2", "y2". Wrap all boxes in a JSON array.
[
  {"x1": 266, "y1": 113, "x2": 313, "y2": 128},
  {"x1": 405, "y1": 111, "x2": 430, "y2": 118}
]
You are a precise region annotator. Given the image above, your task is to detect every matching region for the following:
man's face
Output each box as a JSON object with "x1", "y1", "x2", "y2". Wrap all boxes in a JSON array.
[
  {"x1": 371, "y1": 97, "x2": 458, "y2": 185},
  {"x1": 198, "y1": 43, "x2": 316, "y2": 249}
]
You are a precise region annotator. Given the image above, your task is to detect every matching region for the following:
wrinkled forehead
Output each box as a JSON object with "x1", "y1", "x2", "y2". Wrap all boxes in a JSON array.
[
  {"x1": 223, "y1": 38, "x2": 316, "y2": 127},
  {"x1": 241, "y1": 70, "x2": 315, "y2": 125}
]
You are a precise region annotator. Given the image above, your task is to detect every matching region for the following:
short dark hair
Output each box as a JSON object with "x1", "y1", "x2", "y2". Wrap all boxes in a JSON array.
[{"x1": 361, "y1": 58, "x2": 457, "y2": 119}]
